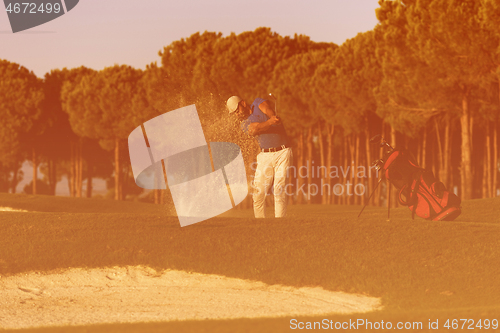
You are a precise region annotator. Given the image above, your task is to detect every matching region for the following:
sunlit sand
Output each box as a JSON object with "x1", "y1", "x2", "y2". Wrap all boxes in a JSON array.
[
  {"x1": 0, "y1": 206, "x2": 28, "y2": 212},
  {"x1": 0, "y1": 266, "x2": 382, "y2": 330}
]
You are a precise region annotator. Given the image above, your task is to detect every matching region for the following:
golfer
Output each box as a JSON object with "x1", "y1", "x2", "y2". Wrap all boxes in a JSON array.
[{"x1": 226, "y1": 96, "x2": 292, "y2": 218}]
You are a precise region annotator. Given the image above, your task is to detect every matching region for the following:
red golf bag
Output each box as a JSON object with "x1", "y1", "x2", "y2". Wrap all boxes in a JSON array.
[{"x1": 382, "y1": 149, "x2": 461, "y2": 221}]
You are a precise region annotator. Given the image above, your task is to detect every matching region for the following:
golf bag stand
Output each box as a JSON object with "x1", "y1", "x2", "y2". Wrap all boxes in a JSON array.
[{"x1": 358, "y1": 134, "x2": 394, "y2": 218}]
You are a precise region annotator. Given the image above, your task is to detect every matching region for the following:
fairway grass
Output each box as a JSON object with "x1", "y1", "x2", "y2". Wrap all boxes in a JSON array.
[{"x1": 0, "y1": 193, "x2": 499, "y2": 332}]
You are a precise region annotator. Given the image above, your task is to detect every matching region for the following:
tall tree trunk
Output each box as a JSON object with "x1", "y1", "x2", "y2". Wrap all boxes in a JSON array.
[
  {"x1": 435, "y1": 119, "x2": 443, "y2": 183},
  {"x1": 326, "y1": 123, "x2": 334, "y2": 204},
  {"x1": 443, "y1": 119, "x2": 450, "y2": 187},
  {"x1": 123, "y1": 163, "x2": 130, "y2": 200},
  {"x1": 346, "y1": 135, "x2": 352, "y2": 205},
  {"x1": 32, "y1": 147, "x2": 37, "y2": 195},
  {"x1": 375, "y1": 122, "x2": 386, "y2": 207},
  {"x1": 297, "y1": 131, "x2": 305, "y2": 205},
  {"x1": 47, "y1": 158, "x2": 56, "y2": 195},
  {"x1": 460, "y1": 91, "x2": 473, "y2": 200},
  {"x1": 86, "y1": 163, "x2": 92, "y2": 198},
  {"x1": 417, "y1": 137, "x2": 422, "y2": 167},
  {"x1": 75, "y1": 141, "x2": 79, "y2": 197},
  {"x1": 486, "y1": 123, "x2": 492, "y2": 199},
  {"x1": 336, "y1": 133, "x2": 343, "y2": 205},
  {"x1": 495, "y1": 73, "x2": 500, "y2": 197},
  {"x1": 390, "y1": 126, "x2": 397, "y2": 149},
  {"x1": 482, "y1": 142, "x2": 488, "y2": 199},
  {"x1": 347, "y1": 134, "x2": 356, "y2": 205},
  {"x1": 390, "y1": 126, "x2": 397, "y2": 208},
  {"x1": 11, "y1": 168, "x2": 21, "y2": 194},
  {"x1": 119, "y1": 164, "x2": 124, "y2": 200},
  {"x1": 51, "y1": 159, "x2": 57, "y2": 195},
  {"x1": 421, "y1": 128, "x2": 427, "y2": 169},
  {"x1": 493, "y1": 123, "x2": 498, "y2": 197},
  {"x1": 432, "y1": 136, "x2": 437, "y2": 179},
  {"x1": 343, "y1": 135, "x2": 349, "y2": 205},
  {"x1": 365, "y1": 124, "x2": 372, "y2": 207},
  {"x1": 317, "y1": 122, "x2": 327, "y2": 204},
  {"x1": 448, "y1": 120, "x2": 454, "y2": 191},
  {"x1": 80, "y1": 142, "x2": 84, "y2": 197},
  {"x1": 75, "y1": 142, "x2": 80, "y2": 197},
  {"x1": 70, "y1": 142, "x2": 75, "y2": 197},
  {"x1": 306, "y1": 126, "x2": 313, "y2": 205},
  {"x1": 354, "y1": 134, "x2": 360, "y2": 205},
  {"x1": 115, "y1": 137, "x2": 121, "y2": 201},
  {"x1": 76, "y1": 139, "x2": 83, "y2": 198}
]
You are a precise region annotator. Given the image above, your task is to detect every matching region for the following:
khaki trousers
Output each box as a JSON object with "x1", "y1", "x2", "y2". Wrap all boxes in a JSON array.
[{"x1": 252, "y1": 147, "x2": 292, "y2": 218}]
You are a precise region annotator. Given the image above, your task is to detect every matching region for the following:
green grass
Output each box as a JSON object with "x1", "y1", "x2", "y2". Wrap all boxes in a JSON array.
[{"x1": 0, "y1": 193, "x2": 499, "y2": 332}]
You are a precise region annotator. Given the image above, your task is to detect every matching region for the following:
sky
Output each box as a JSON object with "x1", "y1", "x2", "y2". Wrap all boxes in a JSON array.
[{"x1": 1, "y1": 0, "x2": 381, "y2": 78}]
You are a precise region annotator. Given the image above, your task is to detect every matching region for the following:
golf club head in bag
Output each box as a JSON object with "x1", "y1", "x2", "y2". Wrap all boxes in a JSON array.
[{"x1": 369, "y1": 134, "x2": 394, "y2": 155}]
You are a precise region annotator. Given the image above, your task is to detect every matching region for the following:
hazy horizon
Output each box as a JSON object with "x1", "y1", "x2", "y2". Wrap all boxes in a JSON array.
[{"x1": 1, "y1": 0, "x2": 380, "y2": 78}]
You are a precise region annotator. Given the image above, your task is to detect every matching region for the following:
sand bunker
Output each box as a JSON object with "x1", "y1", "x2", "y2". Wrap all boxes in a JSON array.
[
  {"x1": 0, "y1": 206, "x2": 28, "y2": 212},
  {"x1": 0, "y1": 266, "x2": 382, "y2": 329}
]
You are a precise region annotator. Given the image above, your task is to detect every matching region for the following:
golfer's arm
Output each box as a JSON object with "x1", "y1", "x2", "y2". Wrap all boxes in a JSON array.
[
  {"x1": 258, "y1": 100, "x2": 276, "y2": 118},
  {"x1": 248, "y1": 120, "x2": 276, "y2": 136}
]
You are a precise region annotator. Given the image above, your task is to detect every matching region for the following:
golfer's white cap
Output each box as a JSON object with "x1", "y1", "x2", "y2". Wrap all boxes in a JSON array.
[{"x1": 226, "y1": 96, "x2": 242, "y2": 113}]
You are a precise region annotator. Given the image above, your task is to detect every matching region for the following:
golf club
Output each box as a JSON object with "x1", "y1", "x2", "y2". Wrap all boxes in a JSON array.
[
  {"x1": 369, "y1": 134, "x2": 394, "y2": 154},
  {"x1": 268, "y1": 93, "x2": 278, "y2": 117},
  {"x1": 357, "y1": 177, "x2": 383, "y2": 218}
]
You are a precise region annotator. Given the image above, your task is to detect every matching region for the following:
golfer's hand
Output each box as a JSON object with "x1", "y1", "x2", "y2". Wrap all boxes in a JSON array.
[{"x1": 268, "y1": 116, "x2": 281, "y2": 125}]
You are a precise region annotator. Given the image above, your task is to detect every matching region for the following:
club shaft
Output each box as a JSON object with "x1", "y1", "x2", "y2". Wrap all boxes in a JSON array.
[{"x1": 358, "y1": 177, "x2": 382, "y2": 218}]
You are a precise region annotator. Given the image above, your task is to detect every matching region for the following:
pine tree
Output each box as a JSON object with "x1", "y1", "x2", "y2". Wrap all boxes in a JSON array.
[{"x1": 0, "y1": 60, "x2": 43, "y2": 193}]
